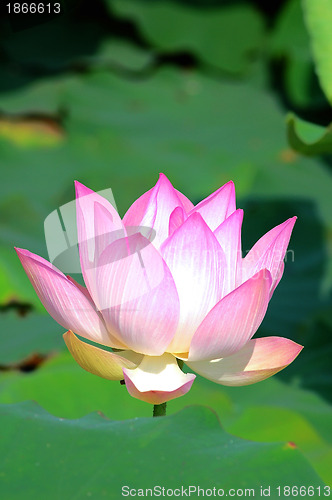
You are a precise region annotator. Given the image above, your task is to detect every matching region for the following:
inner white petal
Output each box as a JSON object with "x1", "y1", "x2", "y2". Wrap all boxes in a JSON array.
[{"x1": 125, "y1": 352, "x2": 191, "y2": 392}]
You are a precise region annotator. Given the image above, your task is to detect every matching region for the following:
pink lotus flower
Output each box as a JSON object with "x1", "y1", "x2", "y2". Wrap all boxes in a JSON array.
[{"x1": 16, "y1": 174, "x2": 302, "y2": 405}]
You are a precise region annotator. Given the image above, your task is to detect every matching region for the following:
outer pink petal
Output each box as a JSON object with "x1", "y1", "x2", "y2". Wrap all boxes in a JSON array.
[
  {"x1": 96, "y1": 233, "x2": 180, "y2": 356},
  {"x1": 75, "y1": 181, "x2": 125, "y2": 305},
  {"x1": 168, "y1": 206, "x2": 187, "y2": 236},
  {"x1": 122, "y1": 173, "x2": 193, "y2": 249},
  {"x1": 122, "y1": 189, "x2": 153, "y2": 229},
  {"x1": 188, "y1": 269, "x2": 272, "y2": 361},
  {"x1": 270, "y1": 261, "x2": 285, "y2": 298},
  {"x1": 174, "y1": 187, "x2": 194, "y2": 213},
  {"x1": 187, "y1": 337, "x2": 303, "y2": 386},
  {"x1": 15, "y1": 248, "x2": 113, "y2": 346},
  {"x1": 93, "y1": 202, "x2": 124, "y2": 264},
  {"x1": 66, "y1": 275, "x2": 128, "y2": 349},
  {"x1": 66, "y1": 275, "x2": 93, "y2": 302},
  {"x1": 214, "y1": 209, "x2": 243, "y2": 296},
  {"x1": 123, "y1": 353, "x2": 196, "y2": 404},
  {"x1": 161, "y1": 213, "x2": 226, "y2": 354},
  {"x1": 189, "y1": 180, "x2": 236, "y2": 231},
  {"x1": 238, "y1": 217, "x2": 296, "y2": 295}
]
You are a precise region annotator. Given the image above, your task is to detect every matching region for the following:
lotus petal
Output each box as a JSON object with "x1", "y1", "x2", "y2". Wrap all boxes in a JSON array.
[
  {"x1": 161, "y1": 213, "x2": 226, "y2": 354},
  {"x1": 189, "y1": 180, "x2": 236, "y2": 231},
  {"x1": 15, "y1": 248, "x2": 117, "y2": 346},
  {"x1": 123, "y1": 173, "x2": 194, "y2": 248},
  {"x1": 64, "y1": 330, "x2": 142, "y2": 380},
  {"x1": 75, "y1": 181, "x2": 125, "y2": 306},
  {"x1": 168, "y1": 206, "x2": 187, "y2": 236},
  {"x1": 123, "y1": 353, "x2": 196, "y2": 404},
  {"x1": 96, "y1": 232, "x2": 180, "y2": 356},
  {"x1": 239, "y1": 217, "x2": 296, "y2": 295},
  {"x1": 187, "y1": 337, "x2": 303, "y2": 386},
  {"x1": 188, "y1": 269, "x2": 271, "y2": 361},
  {"x1": 214, "y1": 209, "x2": 243, "y2": 296}
]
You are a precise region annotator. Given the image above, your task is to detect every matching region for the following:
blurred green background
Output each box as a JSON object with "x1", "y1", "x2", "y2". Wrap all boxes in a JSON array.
[{"x1": 1, "y1": 0, "x2": 332, "y2": 494}]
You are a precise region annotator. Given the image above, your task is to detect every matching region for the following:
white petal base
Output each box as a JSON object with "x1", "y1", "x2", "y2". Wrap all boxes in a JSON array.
[{"x1": 123, "y1": 353, "x2": 196, "y2": 404}]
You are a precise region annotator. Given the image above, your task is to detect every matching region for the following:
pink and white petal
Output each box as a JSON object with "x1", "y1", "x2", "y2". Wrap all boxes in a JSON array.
[
  {"x1": 187, "y1": 337, "x2": 303, "y2": 386},
  {"x1": 168, "y1": 206, "x2": 187, "y2": 236},
  {"x1": 188, "y1": 269, "x2": 272, "y2": 361},
  {"x1": 65, "y1": 275, "x2": 128, "y2": 349},
  {"x1": 161, "y1": 213, "x2": 226, "y2": 354},
  {"x1": 96, "y1": 233, "x2": 180, "y2": 356},
  {"x1": 75, "y1": 181, "x2": 125, "y2": 304},
  {"x1": 139, "y1": 174, "x2": 193, "y2": 248},
  {"x1": 214, "y1": 209, "x2": 243, "y2": 295},
  {"x1": 122, "y1": 188, "x2": 154, "y2": 229},
  {"x1": 64, "y1": 330, "x2": 143, "y2": 381},
  {"x1": 15, "y1": 248, "x2": 113, "y2": 346},
  {"x1": 174, "y1": 188, "x2": 194, "y2": 213},
  {"x1": 123, "y1": 353, "x2": 196, "y2": 404},
  {"x1": 66, "y1": 275, "x2": 93, "y2": 302},
  {"x1": 238, "y1": 217, "x2": 296, "y2": 293},
  {"x1": 189, "y1": 181, "x2": 236, "y2": 231},
  {"x1": 93, "y1": 202, "x2": 126, "y2": 267},
  {"x1": 123, "y1": 173, "x2": 193, "y2": 226},
  {"x1": 123, "y1": 174, "x2": 193, "y2": 249},
  {"x1": 270, "y1": 261, "x2": 285, "y2": 298}
]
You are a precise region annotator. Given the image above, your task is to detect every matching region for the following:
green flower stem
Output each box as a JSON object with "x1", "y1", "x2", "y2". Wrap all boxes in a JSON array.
[{"x1": 153, "y1": 402, "x2": 167, "y2": 417}]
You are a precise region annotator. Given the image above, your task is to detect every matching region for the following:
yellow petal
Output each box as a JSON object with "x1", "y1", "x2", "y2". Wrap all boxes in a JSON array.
[{"x1": 63, "y1": 330, "x2": 143, "y2": 381}]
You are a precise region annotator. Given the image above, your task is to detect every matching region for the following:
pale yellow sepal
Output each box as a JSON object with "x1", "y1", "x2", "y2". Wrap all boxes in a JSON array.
[{"x1": 63, "y1": 330, "x2": 143, "y2": 381}]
